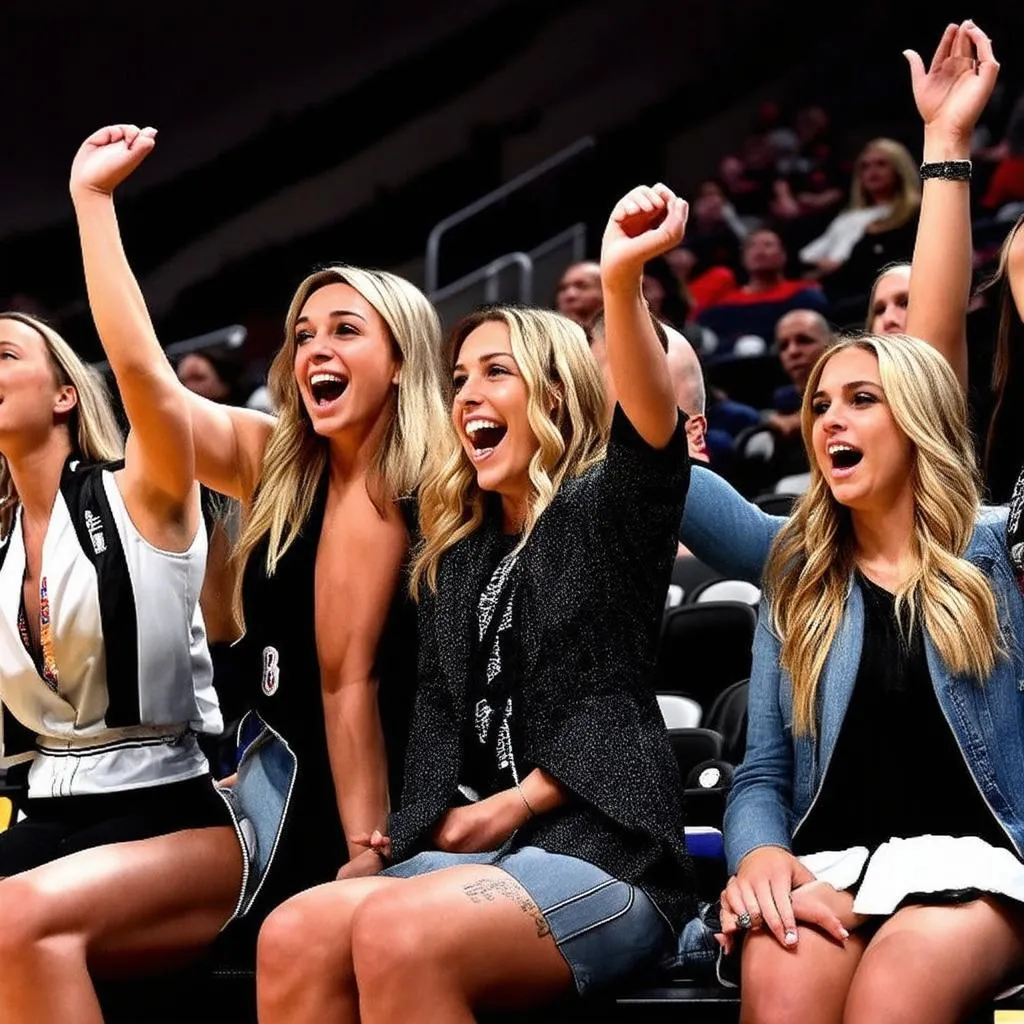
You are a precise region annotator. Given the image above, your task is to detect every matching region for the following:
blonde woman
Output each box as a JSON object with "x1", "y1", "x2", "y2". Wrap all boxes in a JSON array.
[
  {"x1": 800, "y1": 138, "x2": 921, "y2": 279},
  {"x1": 255, "y1": 184, "x2": 695, "y2": 1021},
  {"x1": 69, "y1": 124, "x2": 448, "y2": 945},
  {"x1": 0, "y1": 309, "x2": 245, "y2": 1021},
  {"x1": 685, "y1": 333, "x2": 1024, "y2": 1023}
]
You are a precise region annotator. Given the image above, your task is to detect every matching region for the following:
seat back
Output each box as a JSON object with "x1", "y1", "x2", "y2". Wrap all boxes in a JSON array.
[
  {"x1": 654, "y1": 602, "x2": 757, "y2": 712},
  {"x1": 703, "y1": 677, "x2": 750, "y2": 766},
  {"x1": 689, "y1": 578, "x2": 761, "y2": 606},
  {"x1": 656, "y1": 693, "x2": 703, "y2": 729}
]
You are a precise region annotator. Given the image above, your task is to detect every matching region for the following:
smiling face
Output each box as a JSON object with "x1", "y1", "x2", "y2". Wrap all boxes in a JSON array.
[
  {"x1": 0, "y1": 317, "x2": 77, "y2": 456},
  {"x1": 451, "y1": 319, "x2": 540, "y2": 529},
  {"x1": 810, "y1": 346, "x2": 913, "y2": 513},
  {"x1": 291, "y1": 282, "x2": 400, "y2": 440},
  {"x1": 868, "y1": 266, "x2": 910, "y2": 335}
]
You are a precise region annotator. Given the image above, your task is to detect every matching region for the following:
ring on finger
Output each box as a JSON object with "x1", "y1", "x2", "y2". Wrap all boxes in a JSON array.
[{"x1": 736, "y1": 912, "x2": 753, "y2": 930}]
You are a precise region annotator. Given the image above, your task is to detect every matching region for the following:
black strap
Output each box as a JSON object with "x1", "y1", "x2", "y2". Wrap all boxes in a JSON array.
[{"x1": 61, "y1": 459, "x2": 141, "y2": 727}]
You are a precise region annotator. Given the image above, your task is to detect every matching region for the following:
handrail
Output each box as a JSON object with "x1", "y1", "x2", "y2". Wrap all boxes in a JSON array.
[
  {"x1": 430, "y1": 252, "x2": 533, "y2": 306},
  {"x1": 529, "y1": 222, "x2": 587, "y2": 264},
  {"x1": 424, "y1": 135, "x2": 595, "y2": 295}
]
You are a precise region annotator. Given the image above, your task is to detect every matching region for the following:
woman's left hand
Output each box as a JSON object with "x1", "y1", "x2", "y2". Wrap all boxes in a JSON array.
[{"x1": 432, "y1": 790, "x2": 526, "y2": 853}]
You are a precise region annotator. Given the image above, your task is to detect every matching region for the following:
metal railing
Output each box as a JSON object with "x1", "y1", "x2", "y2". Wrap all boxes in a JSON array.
[
  {"x1": 424, "y1": 135, "x2": 595, "y2": 296},
  {"x1": 90, "y1": 324, "x2": 247, "y2": 374}
]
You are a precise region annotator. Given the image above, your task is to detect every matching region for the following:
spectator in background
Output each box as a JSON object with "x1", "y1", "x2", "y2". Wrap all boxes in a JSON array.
[
  {"x1": 589, "y1": 309, "x2": 709, "y2": 465},
  {"x1": 977, "y1": 88, "x2": 1024, "y2": 217},
  {"x1": 176, "y1": 348, "x2": 275, "y2": 414},
  {"x1": 801, "y1": 139, "x2": 922, "y2": 322},
  {"x1": 865, "y1": 263, "x2": 911, "y2": 335},
  {"x1": 770, "y1": 103, "x2": 849, "y2": 252},
  {"x1": 767, "y1": 308, "x2": 835, "y2": 437},
  {"x1": 696, "y1": 228, "x2": 828, "y2": 357},
  {"x1": 554, "y1": 260, "x2": 603, "y2": 327}
]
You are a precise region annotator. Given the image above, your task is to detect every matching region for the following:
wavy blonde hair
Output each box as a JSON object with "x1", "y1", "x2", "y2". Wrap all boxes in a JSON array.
[
  {"x1": 849, "y1": 138, "x2": 921, "y2": 234},
  {"x1": 765, "y1": 332, "x2": 1003, "y2": 734},
  {"x1": 0, "y1": 313, "x2": 124, "y2": 537},
  {"x1": 232, "y1": 266, "x2": 448, "y2": 624},
  {"x1": 411, "y1": 306, "x2": 609, "y2": 596}
]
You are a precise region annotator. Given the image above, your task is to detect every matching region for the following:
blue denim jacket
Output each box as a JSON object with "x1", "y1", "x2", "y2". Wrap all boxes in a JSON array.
[{"x1": 679, "y1": 466, "x2": 1024, "y2": 875}]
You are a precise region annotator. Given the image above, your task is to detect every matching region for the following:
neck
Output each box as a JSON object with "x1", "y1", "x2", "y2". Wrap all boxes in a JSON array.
[
  {"x1": 325, "y1": 401, "x2": 393, "y2": 487},
  {"x1": 849, "y1": 487, "x2": 916, "y2": 575},
  {"x1": 6, "y1": 433, "x2": 73, "y2": 523},
  {"x1": 746, "y1": 271, "x2": 782, "y2": 293},
  {"x1": 500, "y1": 494, "x2": 528, "y2": 535}
]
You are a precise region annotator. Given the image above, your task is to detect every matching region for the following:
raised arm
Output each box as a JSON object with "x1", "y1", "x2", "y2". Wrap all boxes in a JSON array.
[
  {"x1": 903, "y1": 21, "x2": 1000, "y2": 389},
  {"x1": 678, "y1": 465, "x2": 785, "y2": 583},
  {"x1": 70, "y1": 125, "x2": 274, "y2": 504},
  {"x1": 599, "y1": 184, "x2": 687, "y2": 448}
]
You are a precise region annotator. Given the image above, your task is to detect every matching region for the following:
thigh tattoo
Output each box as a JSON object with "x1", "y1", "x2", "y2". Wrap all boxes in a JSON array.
[{"x1": 461, "y1": 877, "x2": 552, "y2": 939}]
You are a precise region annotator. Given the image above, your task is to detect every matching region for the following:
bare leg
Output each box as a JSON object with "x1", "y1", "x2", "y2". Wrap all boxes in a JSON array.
[
  {"x1": 352, "y1": 865, "x2": 573, "y2": 1024},
  {"x1": 844, "y1": 897, "x2": 1024, "y2": 1024},
  {"x1": 0, "y1": 826, "x2": 242, "y2": 1024},
  {"x1": 739, "y1": 925, "x2": 870, "y2": 1024},
  {"x1": 256, "y1": 876, "x2": 398, "y2": 1024}
]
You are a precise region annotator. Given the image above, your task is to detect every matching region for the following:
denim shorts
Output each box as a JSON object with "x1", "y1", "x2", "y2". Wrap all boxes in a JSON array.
[{"x1": 383, "y1": 845, "x2": 673, "y2": 995}]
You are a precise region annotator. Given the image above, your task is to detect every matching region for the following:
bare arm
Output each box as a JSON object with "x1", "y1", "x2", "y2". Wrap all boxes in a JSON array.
[
  {"x1": 600, "y1": 184, "x2": 687, "y2": 449},
  {"x1": 70, "y1": 125, "x2": 274, "y2": 504},
  {"x1": 316, "y1": 491, "x2": 408, "y2": 861},
  {"x1": 903, "y1": 21, "x2": 1001, "y2": 389}
]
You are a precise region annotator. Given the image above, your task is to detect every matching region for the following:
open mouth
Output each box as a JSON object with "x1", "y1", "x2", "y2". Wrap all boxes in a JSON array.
[
  {"x1": 828, "y1": 442, "x2": 864, "y2": 472},
  {"x1": 309, "y1": 372, "x2": 348, "y2": 407},
  {"x1": 465, "y1": 418, "x2": 508, "y2": 459}
]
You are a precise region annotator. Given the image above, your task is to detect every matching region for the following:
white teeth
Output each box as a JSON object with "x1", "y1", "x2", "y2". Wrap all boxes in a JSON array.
[
  {"x1": 465, "y1": 419, "x2": 502, "y2": 435},
  {"x1": 828, "y1": 443, "x2": 858, "y2": 455},
  {"x1": 310, "y1": 372, "x2": 345, "y2": 386}
]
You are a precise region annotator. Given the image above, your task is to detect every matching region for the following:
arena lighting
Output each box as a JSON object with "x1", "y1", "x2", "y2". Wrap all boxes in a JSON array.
[{"x1": 90, "y1": 324, "x2": 247, "y2": 373}]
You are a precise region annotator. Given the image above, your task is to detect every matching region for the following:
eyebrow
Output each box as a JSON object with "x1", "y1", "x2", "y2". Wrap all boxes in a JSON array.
[
  {"x1": 452, "y1": 352, "x2": 514, "y2": 372},
  {"x1": 812, "y1": 379, "x2": 882, "y2": 399},
  {"x1": 295, "y1": 309, "x2": 368, "y2": 326}
]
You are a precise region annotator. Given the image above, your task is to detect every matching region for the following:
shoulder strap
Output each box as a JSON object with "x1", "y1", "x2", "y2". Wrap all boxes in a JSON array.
[{"x1": 60, "y1": 459, "x2": 141, "y2": 727}]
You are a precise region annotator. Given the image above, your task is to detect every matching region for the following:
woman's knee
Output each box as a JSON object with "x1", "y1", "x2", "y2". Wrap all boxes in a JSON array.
[
  {"x1": 0, "y1": 874, "x2": 77, "y2": 962},
  {"x1": 351, "y1": 892, "x2": 436, "y2": 987},
  {"x1": 843, "y1": 946, "x2": 935, "y2": 1024},
  {"x1": 257, "y1": 888, "x2": 356, "y2": 984}
]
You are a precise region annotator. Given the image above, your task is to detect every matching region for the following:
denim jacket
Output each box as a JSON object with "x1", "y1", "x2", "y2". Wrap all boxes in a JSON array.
[{"x1": 679, "y1": 466, "x2": 1024, "y2": 875}]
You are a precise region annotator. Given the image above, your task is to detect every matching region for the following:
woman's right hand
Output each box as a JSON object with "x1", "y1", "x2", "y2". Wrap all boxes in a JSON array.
[
  {"x1": 722, "y1": 845, "x2": 814, "y2": 948},
  {"x1": 904, "y1": 20, "x2": 999, "y2": 141},
  {"x1": 70, "y1": 124, "x2": 157, "y2": 201}
]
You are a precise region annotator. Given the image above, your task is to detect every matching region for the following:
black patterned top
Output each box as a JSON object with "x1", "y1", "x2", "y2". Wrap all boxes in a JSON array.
[
  {"x1": 390, "y1": 406, "x2": 695, "y2": 930},
  {"x1": 1008, "y1": 468, "x2": 1024, "y2": 588}
]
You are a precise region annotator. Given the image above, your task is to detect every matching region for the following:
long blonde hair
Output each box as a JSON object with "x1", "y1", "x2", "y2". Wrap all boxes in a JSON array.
[
  {"x1": 0, "y1": 313, "x2": 124, "y2": 537},
  {"x1": 765, "y1": 333, "x2": 1003, "y2": 734},
  {"x1": 232, "y1": 266, "x2": 447, "y2": 623},
  {"x1": 849, "y1": 138, "x2": 921, "y2": 234},
  {"x1": 411, "y1": 306, "x2": 608, "y2": 596}
]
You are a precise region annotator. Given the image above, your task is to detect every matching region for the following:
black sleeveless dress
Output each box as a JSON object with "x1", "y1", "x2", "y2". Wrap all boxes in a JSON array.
[{"x1": 229, "y1": 475, "x2": 418, "y2": 926}]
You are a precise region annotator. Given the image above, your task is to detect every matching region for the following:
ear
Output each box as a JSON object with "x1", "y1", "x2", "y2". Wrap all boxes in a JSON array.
[
  {"x1": 391, "y1": 363, "x2": 401, "y2": 386},
  {"x1": 549, "y1": 383, "x2": 564, "y2": 415},
  {"x1": 53, "y1": 384, "x2": 78, "y2": 417}
]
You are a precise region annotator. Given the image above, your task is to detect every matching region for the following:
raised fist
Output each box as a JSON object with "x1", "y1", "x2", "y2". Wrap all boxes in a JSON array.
[{"x1": 70, "y1": 124, "x2": 157, "y2": 199}]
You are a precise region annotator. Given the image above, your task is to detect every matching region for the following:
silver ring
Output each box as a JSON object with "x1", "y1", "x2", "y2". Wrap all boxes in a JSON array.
[{"x1": 736, "y1": 912, "x2": 753, "y2": 930}]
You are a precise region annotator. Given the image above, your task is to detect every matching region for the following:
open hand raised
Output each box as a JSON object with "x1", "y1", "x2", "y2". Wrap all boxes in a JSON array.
[
  {"x1": 70, "y1": 124, "x2": 158, "y2": 199},
  {"x1": 904, "y1": 20, "x2": 999, "y2": 141}
]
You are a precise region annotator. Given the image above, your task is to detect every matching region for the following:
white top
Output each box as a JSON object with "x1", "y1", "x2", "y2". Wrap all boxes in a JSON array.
[
  {"x1": 799, "y1": 205, "x2": 893, "y2": 265},
  {"x1": 0, "y1": 468, "x2": 221, "y2": 797}
]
